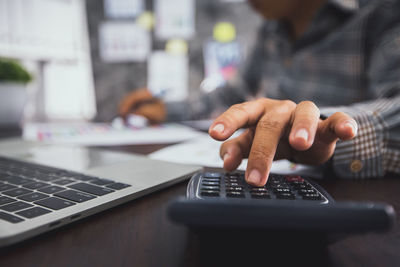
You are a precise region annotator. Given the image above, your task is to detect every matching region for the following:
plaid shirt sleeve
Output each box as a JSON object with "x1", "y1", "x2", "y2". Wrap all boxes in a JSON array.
[{"x1": 320, "y1": 25, "x2": 400, "y2": 178}]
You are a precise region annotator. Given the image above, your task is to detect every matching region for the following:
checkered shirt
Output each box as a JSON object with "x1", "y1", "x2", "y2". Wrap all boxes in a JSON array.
[{"x1": 166, "y1": 0, "x2": 400, "y2": 179}]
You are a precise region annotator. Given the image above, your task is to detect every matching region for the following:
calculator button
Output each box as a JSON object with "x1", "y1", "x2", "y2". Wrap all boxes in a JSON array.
[
  {"x1": 203, "y1": 172, "x2": 222, "y2": 178},
  {"x1": 276, "y1": 193, "x2": 296, "y2": 199},
  {"x1": 226, "y1": 182, "x2": 240, "y2": 186},
  {"x1": 251, "y1": 192, "x2": 270, "y2": 199},
  {"x1": 293, "y1": 184, "x2": 311, "y2": 190},
  {"x1": 203, "y1": 177, "x2": 220, "y2": 181},
  {"x1": 202, "y1": 181, "x2": 220, "y2": 186},
  {"x1": 302, "y1": 194, "x2": 322, "y2": 200},
  {"x1": 298, "y1": 189, "x2": 317, "y2": 195},
  {"x1": 201, "y1": 190, "x2": 220, "y2": 197},
  {"x1": 225, "y1": 173, "x2": 240, "y2": 178},
  {"x1": 201, "y1": 186, "x2": 220, "y2": 191},
  {"x1": 226, "y1": 191, "x2": 245, "y2": 198},
  {"x1": 251, "y1": 187, "x2": 268, "y2": 192},
  {"x1": 273, "y1": 188, "x2": 291, "y2": 194},
  {"x1": 226, "y1": 186, "x2": 243, "y2": 192}
]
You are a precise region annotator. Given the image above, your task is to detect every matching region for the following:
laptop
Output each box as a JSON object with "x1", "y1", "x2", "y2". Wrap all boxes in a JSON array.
[{"x1": 0, "y1": 138, "x2": 201, "y2": 247}]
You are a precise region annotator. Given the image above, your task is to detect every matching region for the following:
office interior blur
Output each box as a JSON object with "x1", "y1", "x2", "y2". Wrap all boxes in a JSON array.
[{"x1": 0, "y1": 0, "x2": 261, "y2": 132}]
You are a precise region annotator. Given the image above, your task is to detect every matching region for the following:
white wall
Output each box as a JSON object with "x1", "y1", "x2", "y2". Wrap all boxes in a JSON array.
[{"x1": 0, "y1": 0, "x2": 96, "y2": 121}]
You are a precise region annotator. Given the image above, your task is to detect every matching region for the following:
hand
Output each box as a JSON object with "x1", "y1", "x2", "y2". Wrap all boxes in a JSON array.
[
  {"x1": 119, "y1": 88, "x2": 166, "y2": 124},
  {"x1": 208, "y1": 98, "x2": 358, "y2": 186}
]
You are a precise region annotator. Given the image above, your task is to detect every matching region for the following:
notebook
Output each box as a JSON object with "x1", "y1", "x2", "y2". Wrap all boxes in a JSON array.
[{"x1": 0, "y1": 138, "x2": 201, "y2": 247}]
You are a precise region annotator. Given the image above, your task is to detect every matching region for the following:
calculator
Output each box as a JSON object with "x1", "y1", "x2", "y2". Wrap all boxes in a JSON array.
[{"x1": 167, "y1": 171, "x2": 396, "y2": 234}]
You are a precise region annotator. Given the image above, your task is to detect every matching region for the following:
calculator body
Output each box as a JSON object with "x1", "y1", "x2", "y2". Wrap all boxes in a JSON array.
[{"x1": 168, "y1": 171, "x2": 396, "y2": 234}]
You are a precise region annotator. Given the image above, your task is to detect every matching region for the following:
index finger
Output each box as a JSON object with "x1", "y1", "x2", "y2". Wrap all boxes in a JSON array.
[
  {"x1": 246, "y1": 109, "x2": 293, "y2": 186},
  {"x1": 208, "y1": 100, "x2": 267, "y2": 141}
]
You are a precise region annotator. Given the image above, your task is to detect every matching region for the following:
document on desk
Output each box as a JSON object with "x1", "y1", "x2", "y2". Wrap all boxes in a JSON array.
[
  {"x1": 149, "y1": 135, "x2": 323, "y2": 178},
  {"x1": 22, "y1": 122, "x2": 205, "y2": 146}
]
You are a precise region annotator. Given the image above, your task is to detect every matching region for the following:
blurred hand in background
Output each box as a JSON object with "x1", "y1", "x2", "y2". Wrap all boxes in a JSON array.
[{"x1": 119, "y1": 88, "x2": 166, "y2": 124}]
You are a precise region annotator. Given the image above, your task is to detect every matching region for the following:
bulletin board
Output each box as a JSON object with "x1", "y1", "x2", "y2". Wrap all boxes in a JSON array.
[{"x1": 85, "y1": 0, "x2": 261, "y2": 122}]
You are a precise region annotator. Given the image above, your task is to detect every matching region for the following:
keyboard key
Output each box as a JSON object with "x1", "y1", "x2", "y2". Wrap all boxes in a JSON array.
[
  {"x1": 52, "y1": 179, "x2": 75, "y2": 186},
  {"x1": 73, "y1": 175, "x2": 97, "y2": 182},
  {"x1": 18, "y1": 192, "x2": 49, "y2": 202},
  {"x1": 3, "y1": 188, "x2": 33, "y2": 197},
  {"x1": 0, "y1": 183, "x2": 17, "y2": 192},
  {"x1": 0, "y1": 211, "x2": 24, "y2": 223},
  {"x1": 34, "y1": 175, "x2": 59, "y2": 182},
  {"x1": 69, "y1": 183, "x2": 114, "y2": 196},
  {"x1": 23, "y1": 181, "x2": 50, "y2": 190},
  {"x1": 0, "y1": 196, "x2": 17, "y2": 205},
  {"x1": 35, "y1": 197, "x2": 75, "y2": 210},
  {"x1": 1, "y1": 201, "x2": 33, "y2": 212},
  {"x1": 38, "y1": 186, "x2": 65, "y2": 194},
  {"x1": 55, "y1": 190, "x2": 96, "y2": 203},
  {"x1": 17, "y1": 207, "x2": 52, "y2": 219},
  {"x1": 6, "y1": 176, "x2": 33, "y2": 185},
  {"x1": 89, "y1": 178, "x2": 114, "y2": 186},
  {"x1": 106, "y1": 183, "x2": 131, "y2": 190}
]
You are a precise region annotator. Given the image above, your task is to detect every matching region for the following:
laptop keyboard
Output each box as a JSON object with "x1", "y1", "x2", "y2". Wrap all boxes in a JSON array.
[{"x1": 0, "y1": 157, "x2": 131, "y2": 223}]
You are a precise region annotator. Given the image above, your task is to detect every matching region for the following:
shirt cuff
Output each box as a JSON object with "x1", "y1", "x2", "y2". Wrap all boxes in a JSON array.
[{"x1": 319, "y1": 107, "x2": 384, "y2": 179}]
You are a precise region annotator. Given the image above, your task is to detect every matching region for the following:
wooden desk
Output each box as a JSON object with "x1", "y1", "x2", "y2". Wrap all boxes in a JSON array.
[{"x1": 0, "y1": 144, "x2": 399, "y2": 267}]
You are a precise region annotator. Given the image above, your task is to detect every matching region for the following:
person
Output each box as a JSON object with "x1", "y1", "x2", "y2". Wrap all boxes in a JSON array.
[{"x1": 119, "y1": 0, "x2": 400, "y2": 186}]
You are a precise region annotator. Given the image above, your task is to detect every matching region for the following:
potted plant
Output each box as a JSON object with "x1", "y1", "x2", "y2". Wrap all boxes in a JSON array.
[{"x1": 0, "y1": 58, "x2": 33, "y2": 127}]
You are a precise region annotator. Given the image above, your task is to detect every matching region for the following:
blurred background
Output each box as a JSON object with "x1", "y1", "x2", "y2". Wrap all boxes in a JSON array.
[{"x1": 0, "y1": 0, "x2": 262, "y2": 127}]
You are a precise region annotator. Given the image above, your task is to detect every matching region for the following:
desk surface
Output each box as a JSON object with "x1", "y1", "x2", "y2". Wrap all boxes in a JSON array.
[{"x1": 0, "y1": 144, "x2": 399, "y2": 267}]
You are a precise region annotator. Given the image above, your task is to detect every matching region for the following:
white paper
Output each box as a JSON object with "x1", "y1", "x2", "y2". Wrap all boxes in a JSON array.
[
  {"x1": 23, "y1": 122, "x2": 205, "y2": 146},
  {"x1": 149, "y1": 135, "x2": 323, "y2": 178},
  {"x1": 104, "y1": 0, "x2": 144, "y2": 19},
  {"x1": 154, "y1": 0, "x2": 195, "y2": 40},
  {"x1": 148, "y1": 51, "x2": 188, "y2": 101},
  {"x1": 99, "y1": 22, "x2": 150, "y2": 62}
]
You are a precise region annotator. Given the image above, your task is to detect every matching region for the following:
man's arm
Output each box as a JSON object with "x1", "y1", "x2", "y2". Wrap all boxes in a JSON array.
[
  {"x1": 208, "y1": 24, "x2": 400, "y2": 185},
  {"x1": 320, "y1": 24, "x2": 400, "y2": 178}
]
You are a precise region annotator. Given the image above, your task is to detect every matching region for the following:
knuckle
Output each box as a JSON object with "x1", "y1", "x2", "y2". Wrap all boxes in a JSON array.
[
  {"x1": 298, "y1": 100, "x2": 316, "y2": 108},
  {"x1": 230, "y1": 103, "x2": 248, "y2": 114},
  {"x1": 282, "y1": 100, "x2": 297, "y2": 110},
  {"x1": 251, "y1": 145, "x2": 271, "y2": 160},
  {"x1": 331, "y1": 111, "x2": 348, "y2": 120},
  {"x1": 257, "y1": 118, "x2": 281, "y2": 132}
]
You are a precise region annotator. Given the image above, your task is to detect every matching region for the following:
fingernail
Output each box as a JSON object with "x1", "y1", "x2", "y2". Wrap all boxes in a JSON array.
[
  {"x1": 344, "y1": 121, "x2": 358, "y2": 135},
  {"x1": 223, "y1": 153, "x2": 230, "y2": 161},
  {"x1": 247, "y1": 169, "x2": 261, "y2": 185},
  {"x1": 295, "y1": 128, "x2": 309, "y2": 142},
  {"x1": 212, "y1": 123, "x2": 225, "y2": 134}
]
